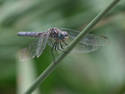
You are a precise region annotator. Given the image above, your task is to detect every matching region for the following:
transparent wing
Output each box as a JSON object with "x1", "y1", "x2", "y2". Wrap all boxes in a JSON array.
[
  {"x1": 80, "y1": 34, "x2": 107, "y2": 46},
  {"x1": 28, "y1": 37, "x2": 40, "y2": 57},
  {"x1": 60, "y1": 28, "x2": 108, "y2": 53},
  {"x1": 75, "y1": 34, "x2": 108, "y2": 53},
  {"x1": 34, "y1": 32, "x2": 49, "y2": 58},
  {"x1": 28, "y1": 32, "x2": 49, "y2": 58}
]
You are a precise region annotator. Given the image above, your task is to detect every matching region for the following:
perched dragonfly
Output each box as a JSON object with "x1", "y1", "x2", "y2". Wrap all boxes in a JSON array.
[{"x1": 17, "y1": 27, "x2": 107, "y2": 58}]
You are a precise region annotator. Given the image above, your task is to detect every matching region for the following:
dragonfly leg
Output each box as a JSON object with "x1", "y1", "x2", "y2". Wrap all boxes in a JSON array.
[
  {"x1": 56, "y1": 42, "x2": 62, "y2": 51},
  {"x1": 60, "y1": 42, "x2": 64, "y2": 49},
  {"x1": 62, "y1": 40, "x2": 68, "y2": 46},
  {"x1": 51, "y1": 42, "x2": 56, "y2": 62},
  {"x1": 54, "y1": 42, "x2": 58, "y2": 51},
  {"x1": 52, "y1": 41, "x2": 60, "y2": 62}
]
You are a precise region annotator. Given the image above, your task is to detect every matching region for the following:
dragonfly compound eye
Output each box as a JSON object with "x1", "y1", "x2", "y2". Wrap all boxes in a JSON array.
[
  {"x1": 58, "y1": 32, "x2": 68, "y2": 40},
  {"x1": 57, "y1": 33, "x2": 64, "y2": 40},
  {"x1": 63, "y1": 32, "x2": 68, "y2": 39}
]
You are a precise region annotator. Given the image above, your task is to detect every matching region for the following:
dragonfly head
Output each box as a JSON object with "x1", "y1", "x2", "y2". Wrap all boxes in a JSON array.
[{"x1": 58, "y1": 31, "x2": 69, "y2": 40}]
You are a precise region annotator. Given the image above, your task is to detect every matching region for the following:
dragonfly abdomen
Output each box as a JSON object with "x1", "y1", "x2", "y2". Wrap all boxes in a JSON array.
[{"x1": 17, "y1": 32, "x2": 42, "y2": 37}]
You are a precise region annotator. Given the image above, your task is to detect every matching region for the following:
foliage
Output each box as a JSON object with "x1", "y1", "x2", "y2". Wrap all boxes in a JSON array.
[{"x1": 0, "y1": 0, "x2": 125, "y2": 94}]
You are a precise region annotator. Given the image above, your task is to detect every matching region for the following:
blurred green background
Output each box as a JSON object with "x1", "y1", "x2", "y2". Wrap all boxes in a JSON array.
[{"x1": 0, "y1": 0, "x2": 125, "y2": 94}]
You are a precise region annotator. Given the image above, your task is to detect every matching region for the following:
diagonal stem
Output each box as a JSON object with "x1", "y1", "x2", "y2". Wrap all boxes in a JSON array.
[{"x1": 25, "y1": 0, "x2": 121, "y2": 94}]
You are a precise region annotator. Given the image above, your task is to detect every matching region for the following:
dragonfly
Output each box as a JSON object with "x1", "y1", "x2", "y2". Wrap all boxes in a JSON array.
[{"x1": 17, "y1": 27, "x2": 107, "y2": 58}]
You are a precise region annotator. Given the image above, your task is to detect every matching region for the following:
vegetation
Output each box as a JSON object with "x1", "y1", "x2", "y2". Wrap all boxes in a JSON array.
[{"x1": 0, "y1": 0, "x2": 125, "y2": 94}]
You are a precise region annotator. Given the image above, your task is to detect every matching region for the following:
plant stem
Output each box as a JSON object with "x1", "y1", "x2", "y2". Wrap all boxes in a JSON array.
[{"x1": 25, "y1": 0, "x2": 121, "y2": 93}]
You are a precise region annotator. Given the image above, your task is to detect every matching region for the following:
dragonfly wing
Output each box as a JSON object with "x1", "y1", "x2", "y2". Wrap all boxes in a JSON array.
[
  {"x1": 74, "y1": 43, "x2": 99, "y2": 53},
  {"x1": 60, "y1": 28, "x2": 108, "y2": 53},
  {"x1": 75, "y1": 34, "x2": 108, "y2": 53},
  {"x1": 33, "y1": 32, "x2": 50, "y2": 58},
  {"x1": 80, "y1": 34, "x2": 108, "y2": 46},
  {"x1": 28, "y1": 32, "x2": 49, "y2": 58},
  {"x1": 28, "y1": 37, "x2": 39, "y2": 57}
]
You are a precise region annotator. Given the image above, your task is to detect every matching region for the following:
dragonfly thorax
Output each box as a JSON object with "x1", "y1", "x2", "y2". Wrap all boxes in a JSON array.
[{"x1": 49, "y1": 27, "x2": 69, "y2": 40}]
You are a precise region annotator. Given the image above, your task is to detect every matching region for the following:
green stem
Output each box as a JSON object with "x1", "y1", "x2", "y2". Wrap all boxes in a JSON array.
[{"x1": 25, "y1": 0, "x2": 121, "y2": 94}]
